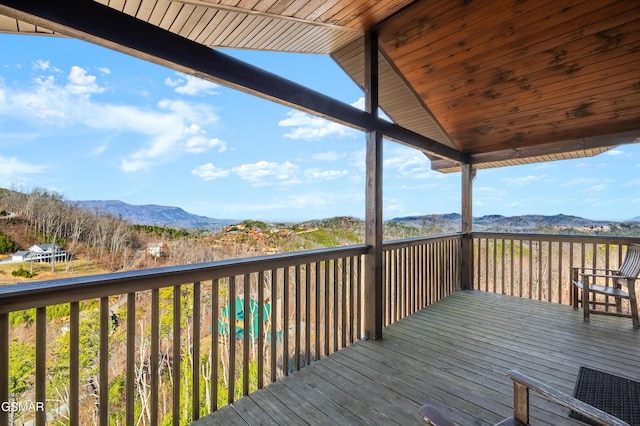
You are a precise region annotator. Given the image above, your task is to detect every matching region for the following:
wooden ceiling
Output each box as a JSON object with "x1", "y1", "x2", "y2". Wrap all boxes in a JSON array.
[{"x1": 0, "y1": 0, "x2": 638, "y2": 171}]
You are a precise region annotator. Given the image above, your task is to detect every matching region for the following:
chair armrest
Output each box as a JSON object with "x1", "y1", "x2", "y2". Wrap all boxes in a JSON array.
[
  {"x1": 579, "y1": 273, "x2": 637, "y2": 280},
  {"x1": 572, "y1": 267, "x2": 618, "y2": 273}
]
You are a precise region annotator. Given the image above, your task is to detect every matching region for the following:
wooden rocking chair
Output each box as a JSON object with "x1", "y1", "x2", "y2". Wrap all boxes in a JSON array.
[{"x1": 571, "y1": 244, "x2": 640, "y2": 328}]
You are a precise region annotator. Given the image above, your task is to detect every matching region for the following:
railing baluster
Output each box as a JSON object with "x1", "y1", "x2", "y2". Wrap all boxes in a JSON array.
[
  {"x1": 127, "y1": 292, "x2": 136, "y2": 426},
  {"x1": 0, "y1": 313, "x2": 9, "y2": 426},
  {"x1": 36, "y1": 306, "x2": 46, "y2": 425},
  {"x1": 509, "y1": 239, "x2": 515, "y2": 296},
  {"x1": 315, "y1": 262, "x2": 320, "y2": 360},
  {"x1": 324, "y1": 260, "x2": 329, "y2": 357},
  {"x1": 243, "y1": 274, "x2": 250, "y2": 395},
  {"x1": 355, "y1": 255, "x2": 361, "y2": 340},
  {"x1": 295, "y1": 265, "x2": 301, "y2": 370},
  {"x1": 557, "y1": 242, "x2": 563, "y2": 304},
  {"x1": 500, "y1": 239, "x2": 505, "y2": 294},
  {"x1": 211, "y1": 279, "x2": 219, "y2": 411},
  {"x1": 270, "y1": 269, "x2": 277, "y2": 383},
  {"x1": 350, "y1": 256, "x2": 356, "y2": 342},
  {"x1": 383, "y1": 251, "x2": 389, "y2": 325},
  {"x1": 331, "y1": 259, "x2": 340, "y2": 352},
  {"x1": 393, "y1": 248, "x2": 398, "y2": 322},
  {"x1": 258, "y1": 271, "x2": 265, "y2": 389},
  {"x1": 342, "y1": 257, "x2": 347, "y2": 349},
  {"x1": 547, "y1": 241, "x2": 553, "y2": 302},
  {"x1": 192, "y1": 281, "x2": 201, "y2": 420},
  {"x1": 305, "y1": 263, "x2": 311, "y2": 366},
  {"x1": 228, "y1": 277, "x2": 236, "y2": 402},
  {"x1": 151, "y1": 288, "x2": 160, "y2": 424},
  {"x1": 100, "y1": 297, "x2": 109, "y2": 425},
  {"x1": 283, "y1": 267, "x2": 289, "y2": 375},
  {"x1": 69, "y1": 301, "x2": 79, "y2": 426},
  {"x1": 173, "y1": 285, "x2": 181, "y2": 423},
  {"x1": 484, "y1": 238, "x2": 489, "y2": 292}
]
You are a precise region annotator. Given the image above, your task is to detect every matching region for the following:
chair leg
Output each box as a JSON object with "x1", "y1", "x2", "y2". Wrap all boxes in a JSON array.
[
  {"x1": 571, "y1": 268, "x2": 578, "y2": 310},
  {"x1": 582, "y1": 276, "x2": 590, "y2": 322},
  {"x1": 628, "y1": 280, "x2": 639, "y2": 329}
]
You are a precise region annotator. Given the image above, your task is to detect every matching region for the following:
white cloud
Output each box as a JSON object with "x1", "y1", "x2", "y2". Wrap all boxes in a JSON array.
[
  {"x1": 66, "y1": 66, "x2": 106, "y2": 96},
  {"x1": 232, "y1": 160, "x2": 299, "y2": 186},
  {"x1": 503, "y1": 174, "x2": 547, "y2": 186},
  {"x1": 304, "y1": 168, "x2": 348, "y2": 181},
  {"x1": 165, "y1": 72, "x2": 219, "y2": 96},
  {"x1": 279, "y1": 110, "x2": 355, "y2": 140},
  {"x1": 98, "y1": 67, "x2": 111, "y2": 75},
  {"x1": 0, "y1": 156, "x2": 47, "y2": 184},
  {"x1": 32, "y1": 60, "x2": 51, "y2": 71},
  {"x1": 561, "y1": 177, "x2": 598, "y2": 187},
  {"x1": 312, "y1": 151, "x2": 340, "y2": 161},
  {"x1": 191, "y1": 163, "x2": 229, "y2": 181},
  {"x1": 81, "y1": 99, "x2": 221, "y2": 172},
  {"x1": 184, "y1": 136, "x2": 227, "y2": 153},
  {"x1": 384, "y1": 146, "x2": 437, "y2": 179},
  {"x1": 280, "y1": 191, "x2": 363, "y2": 209},
  {"x1": 606, "y1": 149, "x2": 624, "y2": 156},
  {"x1": 584, "y1": 184, "x2": 605, "y2": 193},
  {"x1": 351, "y1": 97, "x2": 365, "y2": 110}
]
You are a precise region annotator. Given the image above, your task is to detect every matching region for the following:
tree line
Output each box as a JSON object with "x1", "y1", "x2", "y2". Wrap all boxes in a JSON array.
[{"x1": 0, "y1": 187, "x2": 142, "y2": 270}]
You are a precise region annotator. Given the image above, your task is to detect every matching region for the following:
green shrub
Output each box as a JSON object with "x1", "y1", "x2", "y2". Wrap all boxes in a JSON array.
[{"x1": 12, "y1": 267, "x2": 34, "y2": 278}]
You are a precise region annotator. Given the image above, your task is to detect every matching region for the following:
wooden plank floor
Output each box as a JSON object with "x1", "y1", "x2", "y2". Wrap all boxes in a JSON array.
[{"x1": 193, "y1": 290, "x2": 640, "y2": 425}]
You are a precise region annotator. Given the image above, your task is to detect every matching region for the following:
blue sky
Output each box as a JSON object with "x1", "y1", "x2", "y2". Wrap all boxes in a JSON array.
[{"x1": 1, "y1": 34, "x2": 639, "y2": 222}]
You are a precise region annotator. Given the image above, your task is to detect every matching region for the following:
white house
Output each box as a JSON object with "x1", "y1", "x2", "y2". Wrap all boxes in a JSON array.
[
  {"x1": 27, "y1": 244, "x2": 67, "y2": 262},
  {"x1": 11, "y1": 250, "x2": 31, "y2": 262},
  {"x1": 147, "y1": 242, "x2": 168, "y2": 258}
]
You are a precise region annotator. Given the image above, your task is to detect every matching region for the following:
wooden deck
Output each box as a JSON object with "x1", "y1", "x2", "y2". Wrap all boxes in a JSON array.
[{"x1": 193, "y1": 290, "x2": 640, "y2": 426}]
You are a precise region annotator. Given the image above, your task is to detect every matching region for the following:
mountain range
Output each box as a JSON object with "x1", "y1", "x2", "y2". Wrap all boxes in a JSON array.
[
  {"x1": 76, "y1": 200, "x2": 639, "y2": 231},
  {"x1": 389, "y1": 213, "x2": 638, "y2": 233},
  {"x1": 77, "y1": 200, "x2": 236, "y2": 230}
]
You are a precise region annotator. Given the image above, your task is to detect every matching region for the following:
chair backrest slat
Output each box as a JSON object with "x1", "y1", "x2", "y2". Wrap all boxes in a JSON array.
[{"x1": 619, "y1": 244, "x2": 640, "y2": 278}]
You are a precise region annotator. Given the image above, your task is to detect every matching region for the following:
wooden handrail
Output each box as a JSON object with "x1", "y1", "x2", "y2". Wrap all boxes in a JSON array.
[
  {"x1": 472, "y1": 232, "x2": 640, "y2": 245},
  {"x1": 0, "y1": 244, "x2": 370, "y2": 313},
  {"x1": 506, "y1": 370, "x2": 630, "y2": 426},
  {"x1": 382, "y1": 233, "x2": 462, "y2": 250}
]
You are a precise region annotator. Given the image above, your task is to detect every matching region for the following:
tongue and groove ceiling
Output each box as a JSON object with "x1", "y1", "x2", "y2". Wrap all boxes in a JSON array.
[{"x1": 1, "y1": 0, "x2": 638, "y2": 172}]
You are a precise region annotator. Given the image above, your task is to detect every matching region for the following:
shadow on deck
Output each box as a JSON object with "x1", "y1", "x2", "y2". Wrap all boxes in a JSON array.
[{"x1": 194, "y1": 290, "x2": 640, "y2": 426}]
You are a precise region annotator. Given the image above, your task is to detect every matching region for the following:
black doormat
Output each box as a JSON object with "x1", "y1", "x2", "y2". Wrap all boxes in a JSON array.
[{"x1": 570, "y1": 366, "x2": 640, "y2": 425}]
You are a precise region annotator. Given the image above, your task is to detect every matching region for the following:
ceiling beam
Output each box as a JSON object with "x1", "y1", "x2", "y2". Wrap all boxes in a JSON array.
[
  {"x1": 0, "y1": 0, "x2": 466, "y2": 163},
  {"x1": 431, "y1": 130, "x2": 640, "y2": 172}
]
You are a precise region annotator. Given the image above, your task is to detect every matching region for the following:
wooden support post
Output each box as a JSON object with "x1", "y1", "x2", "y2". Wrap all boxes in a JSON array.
[
  {"x1": 513, "y1": 381, "x2": 531, "y2": 424},
  {"x1": 461, "y1": 164, "x2": 474, "y2": 290},
  {"x1": 363, "y1": 29, "x2": 383, "y2": 341}
]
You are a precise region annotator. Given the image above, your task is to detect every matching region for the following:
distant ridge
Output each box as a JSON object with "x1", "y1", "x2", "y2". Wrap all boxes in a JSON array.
[
  {"x1": 390, "y1": 213, "x2": 631, "y2": 233},
  {"x1": 77, "y1": 200, "x2": 236, "y2": 230},
  {"x1": 74, "y1": 199, "x2": 640, "y2": 233}
]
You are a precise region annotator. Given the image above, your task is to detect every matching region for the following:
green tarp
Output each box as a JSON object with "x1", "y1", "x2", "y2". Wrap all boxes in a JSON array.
[{"x1": 218, "y1": 297, "x2": 275, "y2": 341}]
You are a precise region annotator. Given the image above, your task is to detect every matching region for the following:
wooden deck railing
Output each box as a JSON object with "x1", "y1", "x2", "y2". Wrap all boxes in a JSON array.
[
  {"x1": 473, "y1": 233, "x2": 640, "y2": 308},
  {"x1": 0, "y1": 245, "x2": 367, "y2": 425},
  {"x1": 383, "y1": 234, "x2": 462, "y2": 326},
  {"x1": 6, "y1": 231, "x2": 639, "y2": 425}
]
